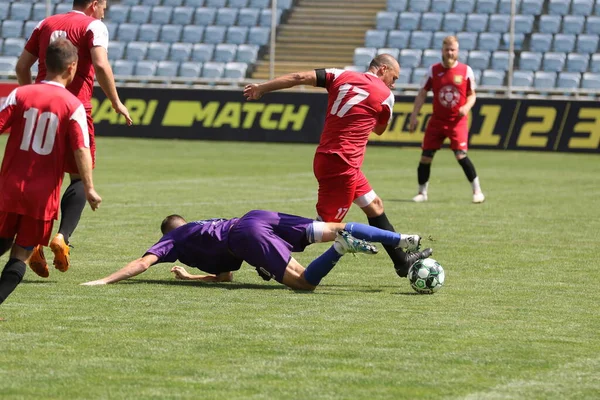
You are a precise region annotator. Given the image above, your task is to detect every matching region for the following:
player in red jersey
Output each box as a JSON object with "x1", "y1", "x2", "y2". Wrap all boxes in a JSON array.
[
  {"x1": 15, "y1": 0, "x2": 132, "y2": 276},
  {"x1": 0, "y1": 39, "x2": 101, "y2": 305},
  {"x1": 409, "y1": 36, "x2": 485, "y2": 204},
  {"x1": 243, "y1": 54, "x2": 432, "y2": 278}
]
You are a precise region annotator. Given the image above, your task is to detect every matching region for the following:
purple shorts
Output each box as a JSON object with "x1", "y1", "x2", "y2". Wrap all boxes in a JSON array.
[{"x1": 227, "y1": 210, "x2": 313, "y2": 282}]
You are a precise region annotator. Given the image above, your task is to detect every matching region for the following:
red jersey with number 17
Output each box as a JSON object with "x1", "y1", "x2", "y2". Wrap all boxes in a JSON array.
[
  {"x1": 317, "y1": 69, "x2": 394, "y2": 168},
  {"x1": 0, "y1": 82, "x2": 90, "y2": 221}
]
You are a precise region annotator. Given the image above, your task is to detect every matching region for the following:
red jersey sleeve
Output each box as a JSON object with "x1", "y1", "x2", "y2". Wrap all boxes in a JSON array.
[
  {"x1": 67, "y1": 104, "x2": 90, "y2": 151},
  {"x1": 0, "y1": 88, "x2": 18, "y2": 133},
  {"x1": 24, "y1": 21, "x2": 44, "y2": 57}
]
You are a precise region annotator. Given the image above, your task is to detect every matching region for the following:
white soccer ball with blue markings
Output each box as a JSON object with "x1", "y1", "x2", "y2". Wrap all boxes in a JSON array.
[{"x1": 408, "y1": 258, "x2": 445, "y2": 294}]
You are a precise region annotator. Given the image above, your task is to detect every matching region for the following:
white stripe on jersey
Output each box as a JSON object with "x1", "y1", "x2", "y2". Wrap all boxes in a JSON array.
[
  {"x1": 71, "y1": 104, "x2": 90, "y2": 147},
  {"x1": 0, "y1": 88, "x2": 17, "y2": 112},
  {"x1": 466, "y1": 65, "x2": 477, "y2": 90},
  {"x1": 382, "y1": 92, "x2": 395, "y2": 125},
  {"x1": 87, "y1": 19, "x2": 109, "y2": 49},
  {"x1": 325, "y1": 68, "x2": 345, "y2": 81}
]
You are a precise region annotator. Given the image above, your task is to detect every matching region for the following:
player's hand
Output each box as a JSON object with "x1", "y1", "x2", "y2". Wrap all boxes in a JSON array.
[
  {"x1": 113, "y1": 101, "x2": 133, "y2": 126},
  {"x1": 243, "y1": 84, "x2": 262, "y2": 100},
  {"x1": 86, "y1": 189, "x2": 102, "y2": 211},
  {"x1": 458, "y1": 106, "x2": 469, "y2": 117},
  {"x1": 80, "y1": 279, "x2": 107, "y2": 286},
  {"x1": 171, "y1": 265, "x2": 191, "y2": 280},
  {"x1": 408, "y1": 114, "x2": 419, "y2": 133}
]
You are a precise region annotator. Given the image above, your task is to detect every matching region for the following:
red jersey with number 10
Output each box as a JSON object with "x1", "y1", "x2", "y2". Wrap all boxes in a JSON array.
[
  {"x1": 317, "y1": 69, "x2": 394, "y2": 168},
  {"x1": 0, "y1": 82, "x2": 89, "y2": 221}
]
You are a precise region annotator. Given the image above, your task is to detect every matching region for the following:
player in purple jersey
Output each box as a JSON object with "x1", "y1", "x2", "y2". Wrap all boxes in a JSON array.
[{"x1": 81, "y1": 210, "x2": 431, "y2": 290}]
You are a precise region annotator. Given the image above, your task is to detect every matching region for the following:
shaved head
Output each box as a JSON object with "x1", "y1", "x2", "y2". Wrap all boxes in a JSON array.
[
  {"x1": 368, "y1": 53, "x2": 400, "y2": 89},
  {"x1": 369, "y1": 54, "x2": 400, "y2": 72}
]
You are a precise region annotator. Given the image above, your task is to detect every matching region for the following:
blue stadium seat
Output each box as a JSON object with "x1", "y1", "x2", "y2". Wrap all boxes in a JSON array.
[
  {"x1": 520, "y1": 0, "x2": 543, "y2": 15},
  {"x1": 422, "y1": 49, "x2": 440, "y2": 67},
  {"x1": 478, "y1": 32, "x2": 501, "y2": 51},
  {"x1": 224, "y1": 62, "x2": 248, "y2": 79},
  {"x1": 192, "y1": 43, "x2": 214, "y2": 62},
  {"x1": 488, "y1": 14, "x2": 509, "y2": 32},
  {"x1": 514, "y1": 15, "x2": 534, "y2": 33},
  {"x1": 236, "y1": 44, "x2": 258, "y2": 63},
  {"x1": 399, "y1": 12, "x2": 420, "y2": 31},
  {"x1": 0, "y1": 56, "x2": 17, "y2": 74},
  {"x1": 202, "y1": 61, "x2": 225, "y2": 78},
  {"x1": 24, "y1": 21, "x2": 38, "y2": 40},
  {"x1": 421, "y1": 13, "x2": 443, "y2": 31},
  {"x1": 582, "y1": 72, "x2": 600, "y2": 88},
  {"x1": 238, "y1": 8, "x2": 260, "y2": 27},
  {"x1": 353, "y1": 47, "x2": 376, "y2": 67},
  {"x1": 206, "y1": 0, "x2": 226, "y2": 7},
  {"x1": 433, "y1": 31, "x2": 454, "y2": 48},
  {"x1": 55, "y1": 4, "x2": 72, "y2": 14},
  {"x1": 107, "y1": 41, "x2": 125, "y2": 60},
  {"x1": 117, "y1": 23, "x2": 139, "y2": 42},
  {"x1": 387, "y1": 0, "x2": 408, "y2": 12},
  {"x1": 553, "y1": 33, "x2": 576, "y2": 52},
  {"x1": 476, "y1": 0, "x2": 498, "y2": 13},
  {"x1": 172, "y1": 6, "x2": 193, "y2": 25},
  {"x1": 457, "y1": 31, "x2": 477, "y2": 51},
  {"x1": 365, "y1": 30, "x2": 387, "y2": 48},
  {"x1": 278, "y1": 0, "x2": 294, "y2": 9},
  {"x1": 10, "y1": 3, "x2": 32, "y2": 21},
  {"x1": 586, "y1": 16, "x2": 600, "y2": 34},
  {"x1": 443, "y1": 13, "x2": 466, "y2": 31},
  {"x1": 471, "y1": 68, "x2": 482, "y2": 84},
  {"x1": 431, "y1": 0, "x2": 452, "y2": 12},
  {"x1": 160, "y1": 25, "x2": 183, "y2": 43},
  {"x1": 411, "y1": 67, "x2": 428, "y2": 84},
  {"x1": 530, "y1": 33, "x2": 553, "y2": 52},
  {"x1": 376, "y1": 11, "x2": 398, "y2": 30},
  {"x1": 3, "y1": 38, "x2": 24, "y2": 57},
  {"x1": 501, "y1": 32, "x2": 525, "y2": 50},
  {"x1": 214, "y1": 43, "x2": 237, "y2": 62},
  {"x1": 151, "y1": 6, "x2": 173, "y2": 24},
  {"x1": 249, "y1": 0, "x2": 270, "y2": 8},
  {"x1": 410, "y1": 31, "x2": 433, "y2": 49},
  {"x1": 146, "y1": 42, "x2": 170, "y2": 61},
  {"x1": 387, "y1": 30, "x2": 410, "y2": 48},
  {"x1": 204, "y1": 25, "x2": 226, "y2": 44},
  {"x1": 466, "y1": 14, "x2": 488, "y2": 32},
  {"x1": 400, "y1": 49, "x2": 422, "y2": 68},
  {"x1": 548, "y1": 0, "x2": 570, "y2": 15},
  {"x1": 468, "y1": 50, "x2": 491, "y2": 69},
  {"x1": 498, "y1": 0, "x2": 520, "y2": 13},
  {"x1": 539, "y1": 15, "x2": 561, "y2": 34},
  {"x1": 562, "y1": 16, "x2": 585, "y2": 34},
  {"x1": 182, "y1": 25, "x2": 204, "y2": 43},
  {"x1": 229, "y1": 0, "x2": 249, "y2": 7},
  {"x1": 140, "y1": 0, "x2": 161, "y2": 6},
  {"x1": 543, "y1": 52, "x2": 566, "y2": 72},
  {"x1": 519, "y1": 51, "x2": 542, "y2": 71},
  {"x1": 113, "y1": 59, "x2": 135, "y2": 76},
  {"x1": 572, "y1": 0, "x2": 594, "y2": 15},
  {"x1": 195, "y1": 8, "x2": 216, "y2": 25},
  {"x1": 184, "y1": 0, "x2": 204, "y2": 7},
  {"x1": 557, "y1": 72, "x2": 581, "y2": 88},
  {"x1": 576, "y1": 34, "x2": 599, "y2": 53},
  {"x1": 589, "y1": 54, "x2": 600, "y2": 72},
  {"x1": 398, "y1": 67, "x2": 411, "y2": 84},
  {"x1": 217, "y1": 8, "x2": 238, "y2": 26},
  {"x1": 170, "y1": 43, "x2": 193, "y2": 62},
  {"x1": 409, "y1": 0, "x2": 431, "y2": 12},
  {"x1": 534, "y1": 71, "x2": 557, "y2": 88},
  {"x1": 454, "y1": 0, "x2": 476, "y2": 13},
  {"x1": 259, "y1": 9, "x2": 282, "y2": 26},
  {"x1": 248, "y1": 26, "x2": 270, "y2": 45},
  {"x1": 121, "y1": 0, "x2": 140, "y2": 5},
  {"x1": 179, "y1": 61, "x2": 202, "y2": 78},
  {"x1": 0, "y1": 3, "x2": 9, "y2": 21},
  {"x1": 126, "y1": 42, "x2": 148, "y2": 61},
  {"x1": 138, "y1": 24, "x2": 161, "y2": 42},
  {"x1": 135, "y1": 60, "x2": 157, "y2": 76},
  {"x1": 377, "y1": 47, "x2": 400, "y2": 59},
  {"x1": 164, "y1": 0, "x2": 184, "y2": 5},
  {"x1": 2, "y1": 20, "x2": 23, "y2": 38},
  {"x1": 32, "y1": 4, "x2": 50, "y2": 21},
  {"x1": 129, "y1": 5, "x2": 152, "y2": 24},
  {"x1": 512, "y1": 70, "x2": 533, "y2": 86},
  {"x1": 226, "y1": 26, "x2": 248, "y2": 44},
  {"x1": 482, "y1": 69, "x2": 505, "y2": 85},
  {"x1": 566, "y1": 53, "x2": 589, "y2": 72}
]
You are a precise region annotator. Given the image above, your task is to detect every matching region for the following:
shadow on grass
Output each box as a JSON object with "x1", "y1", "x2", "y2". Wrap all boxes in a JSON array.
[
  {"x1": 123, "y1": 279, "x2": 288, "y2": 291},
  {"x1": 20, "y1": 280, "x2": 57, "y2": 285}
]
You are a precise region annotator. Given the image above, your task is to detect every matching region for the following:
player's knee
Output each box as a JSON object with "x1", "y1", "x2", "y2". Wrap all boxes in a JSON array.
[
  {"x1": 453, "y1": 149, "x2": 467, "y2": 160},
  {"x1": 421, "y1": 150, "x2": 436, "y2": 163}
]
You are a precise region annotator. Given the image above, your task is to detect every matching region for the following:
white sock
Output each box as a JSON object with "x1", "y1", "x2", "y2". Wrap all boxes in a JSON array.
[
  {"x1": 471, "y1": 176, "x2": 482, "y2": 193},
  {"x1": 418, "y1": 182, "x2": 429, "y2": 194}
]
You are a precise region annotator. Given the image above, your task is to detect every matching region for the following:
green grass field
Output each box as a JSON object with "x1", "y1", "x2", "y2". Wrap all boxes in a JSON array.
[{"x1": 0, "y1": 137, "x2": 598, "y2": 399}]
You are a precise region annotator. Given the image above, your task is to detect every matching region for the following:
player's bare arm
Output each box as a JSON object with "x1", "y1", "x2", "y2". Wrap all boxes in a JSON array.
[
  {"x1": 15, "y1": 50, "x2": 38, "y2": 86},
  {"x1": 170, "y1": 266, "x2": 233, "y2": 282},
  {"x1": 73, "y1": 147, "x2": 102, "y2": 211},
  {"x1": 458, "y1": 89, "x2": 476, "y2": 117},
  {"x1": 409, "y1": 88, "x2": 429, "y2": 132},
  {"x1": 90, "y1": 46, "x2": 133, "y2": 126},
  {"x1": 243, "y1": 71, "x2": 317, "y2": 100},
  {"x1": 81, "y1": 254, "x2": 159, "y2": 285}
]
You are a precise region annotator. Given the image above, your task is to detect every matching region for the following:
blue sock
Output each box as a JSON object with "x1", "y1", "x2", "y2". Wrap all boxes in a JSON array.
[
  {"x1": 304, "y1": 246, "x2": 343, "y2": 286},
  {"x1": 345, "y1": 222, "x2": 401, "y2": 247}
]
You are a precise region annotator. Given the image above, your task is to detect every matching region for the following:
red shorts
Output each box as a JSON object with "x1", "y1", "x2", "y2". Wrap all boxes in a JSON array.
[
  {"x1": 65, "y1": 110, "x2": 95, "y2": 174},
  {"x1": 313, "y1": 153, "x2": 374, "y2": 222},
  {"x1": 0, "y1": 211, "x2": 53, "y2": 248},
  {"x1": 423, "y1": 120, "x2": 469, "y2": 151}
]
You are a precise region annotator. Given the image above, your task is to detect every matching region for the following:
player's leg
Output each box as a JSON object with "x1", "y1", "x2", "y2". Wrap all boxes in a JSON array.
[
  {"x1": 450, "y1": 128, "x2": 485, "y2": 203},
  {"x1": 313, "y1": 154, "x2": 356, "y2": 223},
  {"x1": 414, "y1": 127, "x2": 444, "y2": 202}
]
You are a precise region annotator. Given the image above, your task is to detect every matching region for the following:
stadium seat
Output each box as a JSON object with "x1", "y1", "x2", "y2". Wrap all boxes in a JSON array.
[
  {"x1": 248, "y1": 26, "x2": 270, "y2": 45},
  {"x1": 237, "y1": 8, "x2": 260, "y2": 27},
  {"x1": 126, "y1": 42, "x2": 148, "y2": 61},
  {"x1": 488, "y1": 14, "x2": 509, "y2": 32},
  {"x1": 466, "y1": 14, "x2": 489, "y2": 32},
  {"x1": 226, "y1": 26, "x2": 248, "y2": 44},
  {"x1": 107, "y1": 41, "x2": 126, "y2": 60},
  {"x1": 582, "y1": 72, "x2": 600, "y2": 88},
  {"x1": 539, "y1": 15, "x2": 562, "y2": 34},
  {"x1": 571, "y1": 0, "x2": 594, "y2": 15},
  {"x1": 478, "y1": 32, "x2": 501, "y2": 51},
  {"x1": 172, "y1": 6, "x2": 194, "y2": 25},
  {"x1": 224, "y1": 62, "x2": 248, "y2": 79},
  {"x1": 0, "y1": 3, "x2": 9, "y2": 21},
  {"x1": 566, "y1": 53, "x2": 589, "y2": 72},
  {"x1": 471, "y1": 68, "x2": 482, "y2": 84},
  {"x1": 387, "y1": 0, "x2": 408, "y2": 12},
  {"x1": 400, "y1": 49, "x2": 422, "y2": 68},
  {"x1": 443, "y1": 13, "x2": 465, "y2": 31},
  {"x1": 454, "y1": 0, "x2": 476, "y2": 13},
  {"x1": 431, "y1": 0, "x2": 452, "y2": 12},
  {"x1": 590, "y1": 54, "x2": 600, "y2": 72},
  {"x1": 160, "y1": 25, "x2": 182, "y2": 43},
  {"x1": 217, "y1": 8, "x2": 238, "y2": 26},
  {"x1": 138, "y1": 24, "x2": 161, "y2": 42},
  {"x1": 117, "y1": 23, "x2": 139, "y2": 42},
  {"x1": 543, "y1": 52, "x2": 566, "y2": 72},
  {"x1": 182, "y1": 25, "x2": 204, "y2": 43},
  {"x1": 562, "y1": 16, "x2": 585, "y2": 34},
  {"x1": 169, "y1": 42, "x2": 193, "y2": 62},
  {"x1": 520, "y1": 0, "x2": 543, "y2": 15},
  {"x1": 457, "y1": 31, "x2": 477, "y2": 51},
  {"x1": 512, "y1": 70, "x2": 533, "y2": 87},
  {"x1": 377, "y1": 47, "x2": 400, "y2": 59},
  {"x1": 398, "y1": 12, "x2": 420, "y2": 31},
  {"x1": 585, "y1": 16, "x2": 600, "y2": 34},
  {"x1": 55, "y1": 4, "x2": 72, "y2": 14},
  {"x1": 411, "y1": 67, "x2": 428, "y2": 84},
  {"x1": 481, "y1": 69, "x2": 505, "y2": 86},
  {"x1": 146, "y1": 42, "x2": 170, "y2": 61},
  {"x1": 476, "y1": 0, "x2": 498, "y2": 13},
  {"x1": 421, "y1": 49, "x2": 440, "y2": 67},
  {"x1": 410, "y1": 31, "x2": 433, "y2": 49},
  {"x1": 249, "y1": 0, "x2": 270, "y2": 7},
  {"x1": 113, "y1": 59, "x2": 135, "y2": 76},
  {"x1": 277, "y1": 0, "x2": 294, "y2": 9},
  {"x1": 409, "y1": 0, "x2": 431, "y2": 12},
  {"x1": 236, "y1": 44, "x2": 258, "y2": 63},
  {"x1": 32, "y1": 3, "x2": 50, "y2": 22},
  {"x1": 519, "y1": 51, "x2": 542, "y2": 71},
  {"x1": 192, "y1": 43, "x2": 214, "y2": 62},
  {"x1": 23, "y1": 21, "x2": 38, "y2": 40},
  {"x1": 468, "y1": 50, "x2": 491, "y2": 70},
  {"x1": 179, "y1": 61, "x2": 202, "y2": 77},
  {"x1": 387, "y1": 30, "x2": 410, "y2": 48},
  {"x1": 202, "y1": 61, "x2": 225, "y2": 78},
  {"x1": 0, "y1": 56, "x2": 17, "y2": 74},
  {"x1": 557, "y1": 72, "x2": 581, "y2": 88},
  {"x1": 3, "y1": 38, "x2": 24, "y2": 57},
  {"x1": 214, "y1": 43, "x2": 237, "y2": 62},
  {"x1": 259, "y1": 9, "x2": 282, "y2": 26},
  {"x1": 2, "y1": 21, "x2": 23, "y2": 38},
  {"x1": 553, "y1": 33, "x2": 576, "y2": 52},
  {"x1": 194, "y1": 8, "x2": 216, "y2": 25},
  {"x1": 433, "y1": 31, "x2": 454, "y2": 49},
  {"x1": 530, "y1": 33, "x2": 553, "y2": 52},
  {"x1": 141, "y1": 0, "x2": 161, "y2": 6},
  {"x1": 204, "y1": 25, "x2": 226, "y2": 45},
  {"x1": 164, "y1": 0, "x2": 184, "y2": 5},
  {"x1": 229, "y1": 0, "x2": 249, "y2": 7},
  {"x1": 9, "y1": 3, "x2": 32, "y2": 21},
  {"x1": 151, "y1": 6, "x2": 173, "y2": 24},
  {"x1": 534, "y1": 71, "x2": 557, "y2": 88},
  {"x1": 365, "y1": 30, "x2": 387, "y2": 48},
  {"x1": 376, "y1": 11, "x2": 398, "y2": 30},
  {"x1": 514, "y1": 15, "x2": 534, "y2": 33},
  {"x1": 398, "y1": 67, "x2": 411, "y2": 84},
  {"x1": 501, "y1": 33, "x2": 525, "y2": 50},
  {"x1": 135, "y1": 60, "x2": 157, "y2": 76},
  {"x1": 206, "y1": 0, "x2": 226, "y2": 6},
  {"x1": 548, "y1": 0, "x2": 570, "y2": 15},
  {"x1": 121, "y1": 0, "x2": 140, "y2": 5},
  {"x1": 353, "y1": 47, "x2": 377, "y2": 67},
  {"x1": 129, "y1": 5, "x2": 152, "y2": 24},
  {"x1": 576, "y1": 34, "x2": 599, "y2": 53},
  {"x1": 498, "y1": 0, "x2": 520, "y2": 13},
  {"x1": 421, "y1": 13, "x2": 443, "y2": 31}
]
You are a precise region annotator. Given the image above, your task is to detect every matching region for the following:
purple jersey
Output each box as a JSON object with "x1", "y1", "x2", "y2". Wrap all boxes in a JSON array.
[{"x1": 145, "y1": 218, "x2": 243, "y2": 274}]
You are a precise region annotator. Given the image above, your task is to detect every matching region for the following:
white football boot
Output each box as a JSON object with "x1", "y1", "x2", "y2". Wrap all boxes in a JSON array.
[
  {"x1": 334, "y1": 230, "x2": 378, "y2": 255},
  {"x1": 412, "y1": 193, "x2": 428, "y2": 202},
  {"x1": 472, "y1": 192, "x2": 485, "y2": 203}
]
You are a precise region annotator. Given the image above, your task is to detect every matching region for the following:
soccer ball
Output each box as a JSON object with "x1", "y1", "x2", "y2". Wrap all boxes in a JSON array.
[{"x1": 408, "y1": 258, "x2": 445, "y2": 294}]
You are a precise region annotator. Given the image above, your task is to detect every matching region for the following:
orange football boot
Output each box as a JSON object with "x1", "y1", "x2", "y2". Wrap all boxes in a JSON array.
[
  {"x1": 49, "y1": 234, "x2": 71, "y2": 272},
  {"x1": 28, "y1": 245, "x2": 49, "y2": 278}
]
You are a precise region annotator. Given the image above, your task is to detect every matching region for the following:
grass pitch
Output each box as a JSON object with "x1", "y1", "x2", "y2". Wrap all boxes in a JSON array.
[{"x1": 0, "y1": 137, "x2": 598, "y2": 399}]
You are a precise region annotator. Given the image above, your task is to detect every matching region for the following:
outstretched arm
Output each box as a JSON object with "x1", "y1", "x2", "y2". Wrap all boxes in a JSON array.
[
  {"x1": 81, "y1": 254, "x2": 159, "y2": 285},
  {"x1": 409, "y1": 88, "x2": 428, "y2": 132},
  {"x1": 15, "y1": 50, "x2": 37, "y2": 85},
  {"x1": 170, "y1": 266, "x2": 233, "y2": 282},
  {"x1": 243, "y1": 71, "x2": 317, "y2": 100}
]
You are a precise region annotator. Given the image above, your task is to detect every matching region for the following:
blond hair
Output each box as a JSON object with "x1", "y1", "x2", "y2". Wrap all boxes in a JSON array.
[{"x1": 443, "y1": 36, "x2": 459, "y2": 46}]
